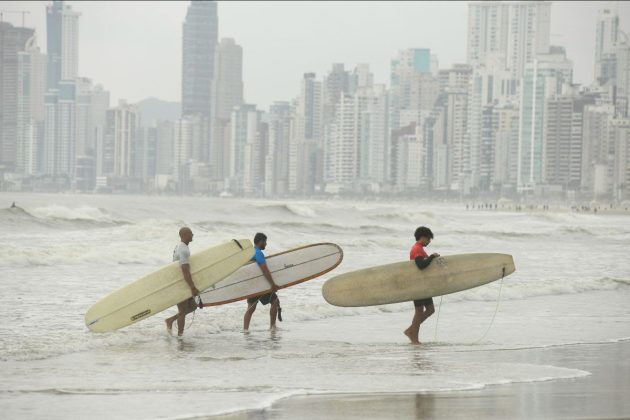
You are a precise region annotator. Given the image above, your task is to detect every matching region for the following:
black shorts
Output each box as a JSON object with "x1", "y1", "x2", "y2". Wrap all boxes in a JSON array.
[
  {"x1": 248, "y1": 292, "x2": 278, "y2": 306},
  {"x1": 179, "y1": 297, "x2": 197, "y2": 314},
  {"x1": 414, "y1": 297, "x2": 434, "y2": 307}
]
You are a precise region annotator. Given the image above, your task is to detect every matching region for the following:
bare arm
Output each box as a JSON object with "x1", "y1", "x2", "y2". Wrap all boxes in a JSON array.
[
  {"x1": 181, "y1": 263, "x2": 199, "y2": 296},
  {"x1": 260, "y1": 263, "x2": 279, "y2": 292}
]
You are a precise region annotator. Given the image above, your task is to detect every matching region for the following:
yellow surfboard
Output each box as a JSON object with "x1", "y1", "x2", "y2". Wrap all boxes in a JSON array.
[
  {"x1": 85, "y1": 239, "x2": 254, "y2": 332},
  {"x1": 322, "y1": 253, "x2": 515, "y2": 307}
]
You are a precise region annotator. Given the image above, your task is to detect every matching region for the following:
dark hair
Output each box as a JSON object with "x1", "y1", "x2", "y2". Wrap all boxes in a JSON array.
[
  {"x1": 414, "y1": 226, "x2": 433, "y2": 241},
  {"x1": 253, "y1": 232, "x2": 267, "y2": 245}
]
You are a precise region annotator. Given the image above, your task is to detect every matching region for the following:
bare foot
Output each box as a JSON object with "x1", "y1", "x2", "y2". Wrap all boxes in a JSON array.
[
  {"x1": 165, "y1": 319, "x2": 173, "y2": 333},
  {"x1": 404, "y1": 329, "x2": 421, "y2": 345},
  {"x1": 270, "y1": 325, "x2": 277, "y2": 331}
]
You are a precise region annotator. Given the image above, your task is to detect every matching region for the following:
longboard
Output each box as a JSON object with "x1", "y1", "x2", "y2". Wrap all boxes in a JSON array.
[
  {"x1": 85, "y1": 239, "x2": 254, "y2": 332},
  {"x1": 200, "y1": 243, "x2": 343, "y2": 306},
  {"x1": 322, "y1": 253, "x2": 515, "y2": 307}
]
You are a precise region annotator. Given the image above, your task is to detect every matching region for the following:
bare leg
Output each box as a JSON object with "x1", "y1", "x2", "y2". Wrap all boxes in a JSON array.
[
  {"x1": 269, "y1": 299, "x2": 279, "y2": 330},
  {"x1": 405, "y1": 306, "x2": 424, "y2": 344},
  {"x1": 165, "y1": 313, "x2": 178, "y2": 333},
  {"x1": 176, "y1": 301, "x2": 187, "y2": 336},
  {"x1": 244, "y1": 301, "x2": 257, "y2": 330},
  {"x1": 410, "y1": 304, "x2": 435, "y2": 344}
]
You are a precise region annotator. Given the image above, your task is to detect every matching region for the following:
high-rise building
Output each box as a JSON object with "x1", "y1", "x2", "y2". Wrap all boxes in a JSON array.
[
  {"x1": 323, "y1": 63, "x2": 351, "y2": 126},
  {"x1": 492, "y1": 104, "x2": 520, "y2": 190},
  {"x1": 612, "y1": 118, "x2": 630, "y2": 200},
  {"x1": 437, "y1": 65, "x2": 473, "y2": 192},
  {"x1": 173, "y1": 114, "x2": 208, "y2": 183},
  {"x1": 359, "y1": 85, "x2": 389, "y2": 187},
  {"x1": 594, "y1": 8, "x2": 619, "y2": 86},
  {"x1": 580, "y1": 103, "x2": 615, "y2": 197},
  {"x1": 518, "y1": 48, "x2": 573, "y2": 191},
  {"x1": 212, "y1": 38, "x2": 243, "y2": 121},
  {"x1": 155, "y1": 120, "x2": 174, "y2": 177},
  {"x1": 265, "y1": 101, "x2": 292, "y2": 196},
  {"x1": 0, "y1": 22, "x2": 35, "y2": 172},
  {"x1": 467, "y1": 1, "x2": 551, "y2": 80},
  {"x1": 466, "y1": 54, "x2": 517, "y2": 191},
  {"x1": 43, "y1": 80, "x2": 76, "y2": 177},
  {"x1": 616, "y1": 32, "x2": 630, "y2": 117},
  {"x1": 106, "y1": 101, "x2": 137, "y2": 178},
  {"x1": 290, "y1": 73, "x2": 323, "y2": 194},
  {"x1": 544, "y1": 90, "x2": 597, "y2": 190},
  {"x1": 229, "y1": 104, "x2": 262, "y2": 193},
  {"x1": 46, "y1": 0, "x2": 79, "y2": 90},
  {"x1": 182, "y1": 0, "x2": 218, "y2": 119},
  {"x1": 16, "y1": 34, "x2": 46, "y2": 175},
  {"x1": 390, "y1": 48, "x2": 434, "y2": 130},
  {"x1": 394, "y1": 124, "x2": 426, "y2": 192}
]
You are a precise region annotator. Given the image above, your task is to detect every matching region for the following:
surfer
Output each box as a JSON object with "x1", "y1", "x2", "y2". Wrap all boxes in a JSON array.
[
  {"x1": 404, "y1": 226, "x2": 440, "y2": 345},
  {"x1": 243, "y1": 232, "x2": 281, "y2": 331},
  {"x1": 165, "y1": 227, "x2": 200, "y2": 336}
]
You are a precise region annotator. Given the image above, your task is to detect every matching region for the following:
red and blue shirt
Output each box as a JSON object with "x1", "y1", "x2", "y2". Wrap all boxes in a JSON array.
[{"x1": 410, "y1": 242, "x2": 428, "y2": 260}]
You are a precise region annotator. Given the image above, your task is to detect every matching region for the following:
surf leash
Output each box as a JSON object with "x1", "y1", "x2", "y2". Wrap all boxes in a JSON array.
[
  {"x1": 432, "y1": 267, "x2": 506, "y2": 344},
  {"x1": 473, "y1": 266, "x2": 505, "y2": 344},
  {"x1": 433, "y1": 296, "x2": 444, "y2": 341}
]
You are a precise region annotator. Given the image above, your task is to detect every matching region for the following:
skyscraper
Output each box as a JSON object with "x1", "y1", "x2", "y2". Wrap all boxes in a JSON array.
[
  {"x1": 594, "y1": 8, "x2": 619, "y2": 86},
  {"x1": 182, "y1": 1, "x2": 218, "y2": 119},
  {"x1": 17, "y1": 35, "x2": 47, "y2": 175},
  {"x1": 46, "y1": 0, "x2": 79, "y2": 90},
  {"x1": 0, "y1": 22, "x2": 35, "y2": 172},
  {"x1": 212, "y1": 38, "x2": 243, "y2": 121},
  {"x1": 518, "y1": 48, "x2": 573, "y2": 191},
  {"x1": 467, "y1": 1, "x2": 551, "y2": 80}
]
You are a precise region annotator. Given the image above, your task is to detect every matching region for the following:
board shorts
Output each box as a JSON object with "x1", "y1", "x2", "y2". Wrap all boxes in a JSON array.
[
  {"x1": 413, "y1": 297, "x2": 434, "y2": 307},
  {"x1": 179, "y1": 297, "x2": 198, "y2": 314},
  {"x1": 248, "y1": 292, "x2": 278, "y2": 306}
]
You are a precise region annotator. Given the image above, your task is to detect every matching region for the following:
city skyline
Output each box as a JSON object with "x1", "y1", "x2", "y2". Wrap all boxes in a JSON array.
[
  {"x1": 1, "y1": 1, "x2": 629, "y2": 108},
  {"x1": 1, "y1": 0, "x2": 629, "y2": 201}
]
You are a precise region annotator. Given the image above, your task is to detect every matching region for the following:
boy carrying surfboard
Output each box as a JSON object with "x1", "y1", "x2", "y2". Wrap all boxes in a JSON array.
[
  {"x1": 243, "y1": 232, "x2": 282, "y2": 331},
  {"x1": 404, "y1": 226, "x2": 440, "y2": 345}
]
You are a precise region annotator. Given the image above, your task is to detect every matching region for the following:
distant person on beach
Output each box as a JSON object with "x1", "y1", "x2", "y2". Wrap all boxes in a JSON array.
[
  {"x1": 10, "y1": 202, "x2": 16, "y2": 208},
  {"x1": 165, "y1": 227, "x2": 200, "y2": 337},
  {"x1": 404, "y1": 226, "x2": 440, "y2": 345},
  {"x1": 244, "y1": 232, "x2": 282, "y2": 331}
]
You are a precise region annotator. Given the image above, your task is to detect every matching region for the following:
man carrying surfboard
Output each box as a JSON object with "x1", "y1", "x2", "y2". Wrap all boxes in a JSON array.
[
  {"x1": 165, "y1": 227, "x2": 200, "y2": 337},
  {"x1": 404, "y1": 226, "x2": 440, "y2": 345},
  {"x1": 244, "y1": 232, "x2": 281, "y2": 331}
]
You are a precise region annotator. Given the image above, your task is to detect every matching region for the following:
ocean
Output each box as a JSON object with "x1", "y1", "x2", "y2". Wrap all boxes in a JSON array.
[{"x1": 1, "y1": 193, "x2": 629, "y2": 419}]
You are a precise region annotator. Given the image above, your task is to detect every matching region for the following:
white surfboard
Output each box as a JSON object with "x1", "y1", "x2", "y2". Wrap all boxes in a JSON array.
[
  {"x1": 85, "y1": 239, "x2": 254, "y2": 332},
  {"x1": 322, "y1": 253, "x2": 515, "y2": 307},
  {"x1": 200, "y1": 243, "x2": 343, "y2": 306}
]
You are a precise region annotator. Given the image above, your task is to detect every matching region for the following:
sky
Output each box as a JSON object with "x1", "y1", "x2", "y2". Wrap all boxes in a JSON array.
[{"x1": 2, "y1": 1, "x2": 629, "y2": 109}]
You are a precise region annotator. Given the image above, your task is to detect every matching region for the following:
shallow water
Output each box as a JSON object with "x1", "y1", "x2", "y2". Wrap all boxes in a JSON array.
[{"x1": 1, "y1": 193, "x2": 629, "y2": 418}]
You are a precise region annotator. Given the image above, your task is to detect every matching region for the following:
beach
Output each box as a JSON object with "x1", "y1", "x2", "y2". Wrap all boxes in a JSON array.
[
  {"x1": 1, "y1": 193, "x2": 629, "y2": 419},
  {"x1": 222, "y1": 340, "x2": 630, "y2": 420}
]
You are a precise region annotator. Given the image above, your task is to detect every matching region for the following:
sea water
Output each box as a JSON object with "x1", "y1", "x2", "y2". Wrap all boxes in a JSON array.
[{"x1": 0, "y1": 193, "x2": 629, "y2": 419}]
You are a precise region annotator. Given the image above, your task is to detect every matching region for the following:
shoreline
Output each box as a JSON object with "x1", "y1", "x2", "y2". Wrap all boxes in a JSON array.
[{"x1": 214, "y1": 340, "x2": 630, "y2": 420}]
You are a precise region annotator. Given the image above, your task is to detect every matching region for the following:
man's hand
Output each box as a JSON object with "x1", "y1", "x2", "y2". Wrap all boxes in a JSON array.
[
  {"x1": 270, "y1": 283, "x2": 279, "y2": 293},
  {"x1": 191, "y1": 286, "x2": 200, "y2": 296}
]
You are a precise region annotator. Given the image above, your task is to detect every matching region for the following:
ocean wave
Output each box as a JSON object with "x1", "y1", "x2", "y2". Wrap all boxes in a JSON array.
[
  {"x1": 368, "y1": 211, "x2": 436, "y2": 223},
  {"x1": 254, "y1": 203, "x2": 317, "y2": 218},
  {"x1": 0, "y1": 204, "x2": 129, "y2": 229}
]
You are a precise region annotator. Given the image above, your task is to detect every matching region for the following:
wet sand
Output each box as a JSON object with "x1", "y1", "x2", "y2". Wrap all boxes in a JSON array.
[{"x1": 216, "y1": 340, "x2": 630, "y2": 419}]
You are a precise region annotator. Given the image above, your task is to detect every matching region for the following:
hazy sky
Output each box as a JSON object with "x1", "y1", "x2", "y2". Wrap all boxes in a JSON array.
[{"x1": 3, "y1": 1, "x2": 629, "y2": 109}]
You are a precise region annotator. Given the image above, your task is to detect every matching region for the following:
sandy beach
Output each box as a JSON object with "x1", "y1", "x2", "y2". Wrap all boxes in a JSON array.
[{"x1": 219, "y1": 340, "x2": 630, "y2": 420}]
